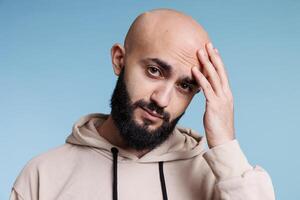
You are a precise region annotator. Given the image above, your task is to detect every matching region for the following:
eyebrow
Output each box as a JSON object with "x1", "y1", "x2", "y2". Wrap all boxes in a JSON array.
[
  {"x1": 145, "y1": 57, "x2": 172, "y2": 75},
  {"x1": 143, "y1": 57, "x2": 199, "y2": 88}
]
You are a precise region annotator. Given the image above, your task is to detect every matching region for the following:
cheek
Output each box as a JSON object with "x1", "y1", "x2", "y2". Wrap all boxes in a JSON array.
[
  {"x1": 168, "y1": 90, "x2": 195, "y2": 120},
  {"x1": 168, "y1": 97, "x2": 189, "y2": 119},
  {"x1": 124, "y1": 68, "x2": 154, "y2": 102}
]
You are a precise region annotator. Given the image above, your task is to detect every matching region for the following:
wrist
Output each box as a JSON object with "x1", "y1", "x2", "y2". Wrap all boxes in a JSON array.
[{"x1": 207, "y1": 136, "x2": 235, "y2": 149}]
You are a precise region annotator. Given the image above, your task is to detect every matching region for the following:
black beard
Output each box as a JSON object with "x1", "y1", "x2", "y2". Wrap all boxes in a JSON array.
[{"x1": 110, "y1": 68, "x2": 184, "y2": 151}]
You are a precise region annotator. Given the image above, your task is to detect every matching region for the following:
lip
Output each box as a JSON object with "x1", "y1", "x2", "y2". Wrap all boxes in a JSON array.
[{"x1": 140, "y1": 106, "x2": 164, "y2": 120}]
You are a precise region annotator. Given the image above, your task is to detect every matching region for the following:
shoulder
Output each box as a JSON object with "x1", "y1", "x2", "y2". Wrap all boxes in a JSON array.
[
  {"x1": 22, "y1": 143, "x2": 93, "y2": 171},
  {"x1": 27, "y1": 144, "x2": 72, "y2": 166},
  {"x1": 12, "y1": 144, "x2": 73, "y2": 197},
  {"x1": 14, "y1": 143, "x2": 88, "y2": 183},
  {"x1": 15, "y1": 144, "x2": 67, "y2": 175}
]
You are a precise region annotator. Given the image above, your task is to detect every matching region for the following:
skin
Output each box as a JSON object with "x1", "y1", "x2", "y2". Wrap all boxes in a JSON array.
[{"x1": 98, "y1": 9, "x2": 235, "y2": 158}]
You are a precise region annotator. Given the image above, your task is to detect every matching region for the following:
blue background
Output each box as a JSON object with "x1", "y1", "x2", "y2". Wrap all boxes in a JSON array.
[{"x1": 1, "y1": 0, "x2": 299, "y2": 199}]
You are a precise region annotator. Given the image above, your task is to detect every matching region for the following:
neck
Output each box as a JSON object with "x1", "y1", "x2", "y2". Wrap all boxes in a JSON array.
[{"x1": 96, "y1": 115, "x2": 150, "y2": 158}]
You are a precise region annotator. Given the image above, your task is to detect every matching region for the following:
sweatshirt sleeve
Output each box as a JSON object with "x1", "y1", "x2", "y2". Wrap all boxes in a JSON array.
[
  {"x1": 9, "y1": 158, "x2": 40, "y2": 200},
  {"x1": 10, "y1": 188, "x2": 25, "y2": 200},
  {"x1": 203, "y1": 140, "x2": 275, "y2": 200}
]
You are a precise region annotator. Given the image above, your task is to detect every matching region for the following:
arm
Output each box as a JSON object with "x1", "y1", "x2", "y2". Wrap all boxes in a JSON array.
[
  {"x1": 204, "y1": 140, "x2": 275, "y2": 200},
  {"x1": 192, "y1": 43, "x2": 275, "y2": 199},
  {"x1": 10, "y1": 188, "x2": 25, "y2": 200}
]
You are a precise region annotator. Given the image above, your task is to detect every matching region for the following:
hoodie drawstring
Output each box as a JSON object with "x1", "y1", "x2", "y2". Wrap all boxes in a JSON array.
[
  {"x1": 111, "y1": 147, "x2": 119, "y2": 200},
  {"x1": 110, "y1": 147, "x2": 168, "y2": 200},
  {"x1": 159, "y1": 161, "x2": 168, "y2": 200}
]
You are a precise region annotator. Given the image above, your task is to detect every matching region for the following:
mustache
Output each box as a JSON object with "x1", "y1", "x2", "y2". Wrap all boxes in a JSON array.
[{"x1": 133, "y1": 100, "x2": 170, "y2": 121}]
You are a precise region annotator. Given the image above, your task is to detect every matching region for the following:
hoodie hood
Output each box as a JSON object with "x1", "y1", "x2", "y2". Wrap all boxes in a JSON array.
[{"x1": 66, "y1": 113, "x2": 206, "y2": 163}]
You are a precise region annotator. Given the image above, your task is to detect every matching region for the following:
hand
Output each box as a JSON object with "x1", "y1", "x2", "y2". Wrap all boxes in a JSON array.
[{"x1": 191, "y1": 43, "x2": 235, "y2": 148}]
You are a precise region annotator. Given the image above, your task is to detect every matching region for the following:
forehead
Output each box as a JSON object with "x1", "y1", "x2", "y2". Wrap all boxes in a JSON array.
[
  {"x1": 133, "y1": 23, "x2": 207, "y2": 68},
  {"x1": 133, "y1": 36, "x2": 201, "y2": 76}
]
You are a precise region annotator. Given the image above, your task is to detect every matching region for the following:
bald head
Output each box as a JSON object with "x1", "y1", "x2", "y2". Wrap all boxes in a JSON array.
[
  {"x1": 109, "y1": 9, "x2": 212, "y2": 131},
  {"x1": 124, "y1": 8, "x2": 210, "y2": 56}
]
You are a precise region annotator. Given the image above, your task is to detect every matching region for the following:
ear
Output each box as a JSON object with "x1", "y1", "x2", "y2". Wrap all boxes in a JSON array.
[{"x1": 111, "y1": 43, "x2": 125, "y2": 76}]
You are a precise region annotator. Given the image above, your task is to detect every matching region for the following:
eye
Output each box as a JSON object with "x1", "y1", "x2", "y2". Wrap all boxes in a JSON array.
[
  {"x1": 147, "y1": 66, "x2": 162, "y2": 77},
  {"x1": 179, "y1": 82, "x2": 193, "y2": 93}
]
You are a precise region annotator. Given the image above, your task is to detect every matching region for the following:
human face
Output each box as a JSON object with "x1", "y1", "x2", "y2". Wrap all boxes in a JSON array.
[{"x1": 122, "y1": 41, "x2": 200, "y2": 131}]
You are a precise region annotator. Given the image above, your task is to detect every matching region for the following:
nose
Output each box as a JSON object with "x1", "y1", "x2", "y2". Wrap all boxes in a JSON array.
[{"x1": 150, "y1": 84, "x2": 173, "y2": 108}]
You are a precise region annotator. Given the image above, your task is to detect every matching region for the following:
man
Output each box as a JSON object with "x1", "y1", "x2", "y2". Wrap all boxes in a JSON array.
[{"x1": 10, "y1": 8, "x2": 275, "y2": 200}]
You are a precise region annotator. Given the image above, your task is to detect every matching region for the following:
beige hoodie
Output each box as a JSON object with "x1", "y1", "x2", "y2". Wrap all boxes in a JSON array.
[{"x1": 10, "y1": 113, "x2": 275, "y2": 200}]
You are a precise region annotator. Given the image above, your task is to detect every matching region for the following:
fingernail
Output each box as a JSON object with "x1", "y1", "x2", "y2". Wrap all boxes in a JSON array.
[{"x1": 208, "y1": 42, "x2": 213, "y2": 49}]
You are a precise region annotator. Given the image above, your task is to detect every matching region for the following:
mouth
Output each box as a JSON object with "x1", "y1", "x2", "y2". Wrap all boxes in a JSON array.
[{"x1": 140, "y1": 106, "x2": 164, "y2": 120}]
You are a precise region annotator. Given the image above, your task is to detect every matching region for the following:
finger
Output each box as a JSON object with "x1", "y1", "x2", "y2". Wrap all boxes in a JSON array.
[
  {"x1": 191, "y1": 66, "x2": 214, "y2": 101},
  {"x1": 197, "y1": 48, "x2": 223, "y2": 95},
  {"x1": 206, "y1": 43, "x2": 230, "y2": 89}
]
